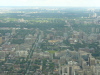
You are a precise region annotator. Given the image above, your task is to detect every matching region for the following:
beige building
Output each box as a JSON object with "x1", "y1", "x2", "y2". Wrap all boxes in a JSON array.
[
  {"x1": 16, "y1": 51, "x2": 28, "y2": 57},
  {"x1": 0, "y1": 37, "x2": 2, "y2": 44},
  {"x1": 0, "y1": 51, "x2": 5, "y2": 61},
  {"x1": 75, "y1": 70, "x2": 84, "y2": 75},
  {"x1": 88, "y1": 57, "x2": 96, "y2": 66}
]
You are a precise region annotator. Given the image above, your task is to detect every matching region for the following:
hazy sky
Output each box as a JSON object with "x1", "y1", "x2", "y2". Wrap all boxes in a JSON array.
[{"x1": 0, "y1": 0, "x2": 99, "y2": 7}]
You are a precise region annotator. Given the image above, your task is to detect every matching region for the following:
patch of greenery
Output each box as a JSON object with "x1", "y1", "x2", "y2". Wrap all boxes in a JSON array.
[{"x1": 47, "y1": 50, "x2": 57, "y2": 54}]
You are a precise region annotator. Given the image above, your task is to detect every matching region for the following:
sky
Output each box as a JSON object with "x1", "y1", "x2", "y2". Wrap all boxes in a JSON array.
[{"x1": 0, "y1": 0, "x2": 99, "y2": 7}]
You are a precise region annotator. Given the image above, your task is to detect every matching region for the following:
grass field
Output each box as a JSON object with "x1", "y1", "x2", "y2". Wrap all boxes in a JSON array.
[{"x1": 47, "y1": 50, "x2": 57, "y2": 54}]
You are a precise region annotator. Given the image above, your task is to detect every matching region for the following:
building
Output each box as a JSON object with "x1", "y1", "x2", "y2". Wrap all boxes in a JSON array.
[
  {"x1": 75, "y1": 70, "x2": 84, "y2": 75},
  {"x1": 0, "y1": 33, "x2": 2, "y2": 44},
  {"x1": 0, "y1": 51, "x2": 5, "y2": 61},
  {"x1": 16, "y1": 51, "x2": 28, "y2": 57},
  {"x1": 11, "y1": 28, "x2": 16, "y2": 35},
  {"x1": 88, "y1": 57, "x2": 96, "y2": 66},
  {"x1": 95, "y1": 65, "x2": 100, "y2": 75}
]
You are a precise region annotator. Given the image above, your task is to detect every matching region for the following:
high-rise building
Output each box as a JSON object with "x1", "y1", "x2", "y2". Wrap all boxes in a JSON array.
[
  {"x1": 84, "y1": 70, "x2": 93, "y2": 75},
  {"x1": 95, "y1": 65, "x2": 100, "y2": 75},
  {"x1": 91, "y1": 27, "x2": 95, "y2": 33},
  {"x1": 63, "y1": 33, "x2": 68, "y2": 39},
  {"x1": 88, "y1": 56, "x2": 96, "y2": 66},
  {"x1": 11, "y1": 28, "x2": 16, "y2": 35},
  {"x1": 0, "y1": 33, "x2": 2, "y2": 45},
  {"x1": 96, "y1": 28, "x2": 99, "y2": 33},
  {"x1": 75, "y1": 70, "x2": 84, "y2": 75},
  {"x1": 69, "y1": 66, "x2": 74, "y2": 75}
]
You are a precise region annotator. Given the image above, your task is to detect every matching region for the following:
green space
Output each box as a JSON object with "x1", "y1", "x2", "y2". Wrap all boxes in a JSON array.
[{"x1": 47, "y1": 50, "x2": 57, "y2": 54}]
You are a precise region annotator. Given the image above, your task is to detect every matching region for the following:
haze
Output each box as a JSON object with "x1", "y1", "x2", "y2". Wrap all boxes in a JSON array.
[{"x1": 0, "y1": 0, "x2": 100, "y2": 7}]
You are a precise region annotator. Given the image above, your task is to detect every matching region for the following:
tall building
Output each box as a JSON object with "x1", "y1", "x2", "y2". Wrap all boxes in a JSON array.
[
  {"x1": 95, "y1": 65, "x2": 100, "y2": 75},
  {"x1": 88, "y1": 56, "x2": 96, "y2": 66},
  {"x1": 93, "y1": 13, "x2": 97, "y2": 18},
  {"x1": 69, "y1": 66, "x2": 74, "y2": 75},
  {"x1": 84, "y1": 70, "x2": 93, "y2": 75},
  {"x1": 75, "y1": 70, "x2": 84, "y2": 75},
  {"x1": 0, "y1": 33, "x2": 2, "y2": 45},
  {"x1": 0, "y1": 51, "x2": 5, "y2": 61},
  {"x1": 96, "y1": 28, "x2": 99, "y2": 33},
  {"x1": 68, "y1": 61, "x2": 78, "y2": 75},
  {"x1": 63, "y1": 33, "x2": 68, "y2": 39},
  {"x1": 91, "y1": 27, "x2": 95, "y2": 33},
  {"x1": 59, "y1": 65, "x2": 74, "y2": 75},
  {"x1": 11, "y1": 28, "x2": 16, "y2": 35}
]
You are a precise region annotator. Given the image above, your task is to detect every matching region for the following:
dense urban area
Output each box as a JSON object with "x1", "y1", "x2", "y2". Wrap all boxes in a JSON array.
[{"x1": 0, "y1": 7, "x2": 100, "y2": 75}]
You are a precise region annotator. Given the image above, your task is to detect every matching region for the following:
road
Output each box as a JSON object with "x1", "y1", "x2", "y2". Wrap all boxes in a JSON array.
[{"x1": 25, "y1": 31, "x2": 42, "y2": 75}]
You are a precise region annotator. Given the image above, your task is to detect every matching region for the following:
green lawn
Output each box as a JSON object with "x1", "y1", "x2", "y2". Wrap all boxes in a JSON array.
[{"x1": 47, "y1": 50, "x2": 57, "y2": 54}]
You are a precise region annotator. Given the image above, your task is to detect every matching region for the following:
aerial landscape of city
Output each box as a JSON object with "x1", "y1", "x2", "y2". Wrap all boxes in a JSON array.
[{"x1": 0, "y1": 6, "x2": 100, "y2": 75}]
